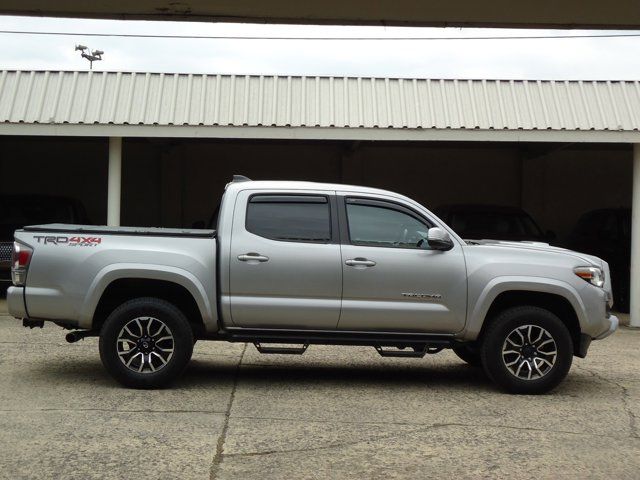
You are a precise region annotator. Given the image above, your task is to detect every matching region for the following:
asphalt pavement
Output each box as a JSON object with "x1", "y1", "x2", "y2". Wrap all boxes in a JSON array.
[{"x1": 0, "y1": 299, "x2": 638, "y2": 479}]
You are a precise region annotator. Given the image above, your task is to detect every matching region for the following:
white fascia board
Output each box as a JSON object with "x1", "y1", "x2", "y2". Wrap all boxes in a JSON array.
[{"x1": 1, "y1": 123, "x2": 640, "y2": 143}]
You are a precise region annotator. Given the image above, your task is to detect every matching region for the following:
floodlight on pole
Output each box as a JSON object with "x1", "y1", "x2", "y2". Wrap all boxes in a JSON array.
[{"x1": 75, "y1": 44, "x2": 103, "y2": 70}]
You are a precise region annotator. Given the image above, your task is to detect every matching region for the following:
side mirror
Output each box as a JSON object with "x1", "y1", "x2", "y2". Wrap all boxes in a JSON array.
[
  {"x1": 191, "y1": 220, "x2": 206, "y2": 229},
  {"x1": 426, "y1": 227, "x2": 454, "y2": 251}
]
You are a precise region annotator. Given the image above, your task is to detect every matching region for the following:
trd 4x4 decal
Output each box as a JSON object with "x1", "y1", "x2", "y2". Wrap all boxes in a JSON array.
[{"x1": 33, "y1": 236, "x2": 102, "y2": 247}]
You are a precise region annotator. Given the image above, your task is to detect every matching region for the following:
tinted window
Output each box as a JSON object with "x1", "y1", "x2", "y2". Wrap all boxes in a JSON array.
[
  {"x1": 346, "y1": 201, "x2": 430, "y2": 249},
  {"x1": 246, "y1": 195, "x2": 331, "y2": 242}
]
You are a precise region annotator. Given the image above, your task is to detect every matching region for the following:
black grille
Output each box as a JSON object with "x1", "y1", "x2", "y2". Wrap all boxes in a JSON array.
[{"x1": 0, "y1": 242, "x2": 12, "y2": 262}]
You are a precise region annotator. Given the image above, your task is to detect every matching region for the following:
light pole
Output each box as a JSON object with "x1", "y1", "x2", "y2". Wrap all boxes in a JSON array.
[{"x1": 75, "y1": 45, "x2": 104, "y2": 70}]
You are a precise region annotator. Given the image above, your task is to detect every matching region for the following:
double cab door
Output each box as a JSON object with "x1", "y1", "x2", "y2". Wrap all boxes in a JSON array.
[{"x1": 228, "y1": 189, "x2": 467, "y2": 333}]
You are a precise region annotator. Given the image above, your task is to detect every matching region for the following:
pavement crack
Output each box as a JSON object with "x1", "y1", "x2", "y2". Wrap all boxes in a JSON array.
[
  {"x1": 575, "y1": 364, "x2": 639, "y2": 439},
  {"x1": 222, "y1": 420, "x2": 632, "y2": 459},
  {"x1": 226, "y1": 413, "x2": 636, "y2": 440},
  {"x1": 0, "y1": 407, "x2": 224, "y2": 414},
  {"x1": 209, "y1": 342, "x2": 247, "y2": 480},
  {"x1": 224, "y1": 424, "x2": 436, "y2": 458}
]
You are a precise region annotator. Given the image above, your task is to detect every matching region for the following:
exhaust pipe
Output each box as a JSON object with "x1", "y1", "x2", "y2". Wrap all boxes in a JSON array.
[{"x1": 65, "y1": 330, "x2": 97, "y2": 343}]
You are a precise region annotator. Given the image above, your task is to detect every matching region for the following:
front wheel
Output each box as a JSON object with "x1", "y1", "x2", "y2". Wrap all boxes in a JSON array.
[
  {"x1": 480, "y1": 306, "x2": 573, "y2": 394},
  {"x1": 99, "y1": 297, "x2": 194, "y2": 389},
  {"x1": 452, "y1": 343, "x2": 482, "y2": 367}
]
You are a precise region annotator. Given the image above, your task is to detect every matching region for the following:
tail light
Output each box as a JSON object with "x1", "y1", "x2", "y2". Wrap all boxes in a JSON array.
[{"x1": 11, "y1": 242, "x2": 33, "y2": 286}]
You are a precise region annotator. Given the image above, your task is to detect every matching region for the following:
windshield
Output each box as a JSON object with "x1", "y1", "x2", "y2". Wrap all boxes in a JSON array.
[{"x1": 449, "y1": 211, "x2": 544, "y2": 241}]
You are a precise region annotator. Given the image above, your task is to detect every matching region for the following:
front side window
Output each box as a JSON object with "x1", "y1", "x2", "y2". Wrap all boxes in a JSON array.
[
  {"x1": 246, "y1": 195, "x2": 331, "y2": 243},
  {"x1": 346, "y1": 199, "x2": 430, "y2": 249}
]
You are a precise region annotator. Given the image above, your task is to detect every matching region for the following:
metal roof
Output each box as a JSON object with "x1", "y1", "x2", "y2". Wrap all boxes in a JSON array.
[{"x1": 1, "y1": 70, "x2": 640, "y2": 142}]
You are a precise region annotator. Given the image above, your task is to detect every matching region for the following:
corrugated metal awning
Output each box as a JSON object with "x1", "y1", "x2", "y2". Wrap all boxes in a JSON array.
[{"x1": 1, "y1": 70, "x2": 640, "y2": 143}]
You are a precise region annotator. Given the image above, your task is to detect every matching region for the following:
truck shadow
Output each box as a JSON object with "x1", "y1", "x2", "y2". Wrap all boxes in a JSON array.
[
  {"x1": 24, "y1": 352, "x2": 594, "y2": 395},
  {"x1": 180, "y1": 357, "x2": 495, "y2": 391},
  {"x1": 29, "y1": 355, "x2": 494, "y2": 392}
]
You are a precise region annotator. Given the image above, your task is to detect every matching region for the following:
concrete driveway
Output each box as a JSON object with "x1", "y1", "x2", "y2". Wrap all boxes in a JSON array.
[{"x1": 0, "y1": 299, "x2": 639, "y2": 480}]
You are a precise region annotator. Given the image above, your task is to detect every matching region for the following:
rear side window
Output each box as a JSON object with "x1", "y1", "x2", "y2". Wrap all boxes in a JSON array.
[{"x1": 246, "y1": 195, "x2": 331, "y2": 243}]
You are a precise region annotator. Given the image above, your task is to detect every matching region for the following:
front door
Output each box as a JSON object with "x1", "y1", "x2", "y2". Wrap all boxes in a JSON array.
[
  {"x1": 228, "y1": 190, "x2": 342, "y2": 329},
  {"x1": 338, "y1": 196, "x2": 467, "y2": 333}
]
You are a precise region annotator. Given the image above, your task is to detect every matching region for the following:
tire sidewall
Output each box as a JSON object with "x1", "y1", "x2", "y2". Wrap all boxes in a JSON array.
[
  {"x1": 99, "y1": 297, "x2": 194, "y2": 389},
  {"x1": 481, "y1": 306, "x2": 573, "y2": 394}
]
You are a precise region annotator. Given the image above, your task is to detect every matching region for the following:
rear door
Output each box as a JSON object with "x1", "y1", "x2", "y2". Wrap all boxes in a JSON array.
[
  {"x1": 228, "y1": 189, "x2": 342, "y2": 329},
  {"x1": 337, "y1": 195, "x2": 467, "y2": 333}
]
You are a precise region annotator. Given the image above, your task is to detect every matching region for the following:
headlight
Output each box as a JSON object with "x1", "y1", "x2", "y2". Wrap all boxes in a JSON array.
[{"x1": 574, "y1": 266, "x2": 605, "y2": 288}]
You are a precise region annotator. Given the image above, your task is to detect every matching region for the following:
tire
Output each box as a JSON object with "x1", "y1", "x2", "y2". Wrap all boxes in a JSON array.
[
  {"x1": 99, "y1": 297, "x2": 194, "y2": 389},
  {"x1": 480, "y1": 306, "x2": 573, "y2": 395},
  {"x1": 452, "y1": 343, "x2": 482, "y2": 367}
]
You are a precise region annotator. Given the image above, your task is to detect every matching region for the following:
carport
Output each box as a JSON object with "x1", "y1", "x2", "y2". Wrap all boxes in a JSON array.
[{"x1": 0, "y1": 70, "x2": 639, "y2": 324}]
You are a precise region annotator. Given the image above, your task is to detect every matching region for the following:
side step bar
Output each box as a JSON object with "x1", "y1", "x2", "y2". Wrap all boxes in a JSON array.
[
  {"x1": 254, "y1": 342, "x2": 309, "y2": 355},
  {"x1": 374, "y1": 345, "x2": 444, "y2": 358},
  {"x1": 215, "y1": 328, "x2": 455, "y2": 357}
]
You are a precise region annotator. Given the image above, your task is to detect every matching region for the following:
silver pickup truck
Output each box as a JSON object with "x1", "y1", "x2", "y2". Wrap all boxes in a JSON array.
[{"x1": 6, "y1": 176, "x2": 618, "y2": 394}]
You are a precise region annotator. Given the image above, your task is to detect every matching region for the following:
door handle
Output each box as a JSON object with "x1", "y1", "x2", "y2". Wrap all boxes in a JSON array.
[
  {"x1": 238, "y1": 253, "x2": 270, "y2": 263},
  {"x1": 345, "y1": 258, "x2": 376, "y2": 267}
]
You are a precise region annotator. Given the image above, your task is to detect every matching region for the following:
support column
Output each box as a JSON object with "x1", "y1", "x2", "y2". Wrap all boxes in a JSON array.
[
  {"x1": 631, "y1": 144, "x2": 640, "y2": 327},
  {"x1": 107, "y1": 137, "x2": 122, "y2": 227}
]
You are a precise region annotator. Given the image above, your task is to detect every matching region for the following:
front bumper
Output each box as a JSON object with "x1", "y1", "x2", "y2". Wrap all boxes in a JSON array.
[
  {"x1": 594, "y1": 314, "x2": 619, "y2": 340},
  {"x1": 6, "y1": 286, "x2": 27, "y2": 319}
]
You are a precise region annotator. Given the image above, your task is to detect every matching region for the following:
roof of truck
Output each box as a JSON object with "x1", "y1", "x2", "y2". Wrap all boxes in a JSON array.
[{"x1": 226, "y1": 179, "x2": 408, "y2": 199}]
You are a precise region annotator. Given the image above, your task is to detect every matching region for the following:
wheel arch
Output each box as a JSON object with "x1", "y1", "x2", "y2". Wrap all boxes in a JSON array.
[
  {"x1": 465, "y1": 278, "x2": 586, "y2": 356},
  {"x1": 79, "y1": 264, "x2": 216, "y2": 332},
  {"x1": 482, "y1": 291, "x2": 582, "y2": 354}
]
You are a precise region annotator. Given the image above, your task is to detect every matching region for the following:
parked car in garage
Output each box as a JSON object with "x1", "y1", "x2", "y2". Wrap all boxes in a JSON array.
[
  {"x1": 435, "y1": 204, "x2": 555, "y2": 243},
  {"x1": 0, "y1": 195, "x2": 90, "y2": 291},
  {"x1": 5, "y1": 177, "x2": 617, "y2": 394},
  {"x1": 567, "y1": 208, "x2": 631, "y2": 313}
]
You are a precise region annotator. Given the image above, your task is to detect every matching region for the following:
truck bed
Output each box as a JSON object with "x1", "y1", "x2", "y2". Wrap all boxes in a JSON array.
[
  {"x1": 23, "y1": 224, "x2": 216, "y2": 238},
  {"x1": 12, "y1": 224, "x2": 218, "y2": 332}
]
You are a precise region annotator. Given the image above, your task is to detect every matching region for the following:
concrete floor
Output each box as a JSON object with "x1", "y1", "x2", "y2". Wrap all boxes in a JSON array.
[{"x1": 0, "y1": 299, "x2": 639, "y2": 480}]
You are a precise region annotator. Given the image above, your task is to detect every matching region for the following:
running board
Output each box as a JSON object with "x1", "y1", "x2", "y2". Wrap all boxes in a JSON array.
[
  {"x1": 220, "y1": 328, "x2": 454, "y2": 349},
  {"x1": 254, "y1": 342, "x2": 309, "y2": 355},
  {"x1": 375, "y1": 345, "x2": 444, "y2": 358}
]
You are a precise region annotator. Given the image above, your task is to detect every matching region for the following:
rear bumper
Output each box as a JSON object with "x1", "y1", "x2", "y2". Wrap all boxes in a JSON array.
[{"x1": 6, "y1": 286, "x2": 27, "y2": 319}]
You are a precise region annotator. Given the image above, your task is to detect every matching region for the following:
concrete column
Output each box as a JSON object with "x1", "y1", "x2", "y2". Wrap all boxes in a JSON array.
[
  {"x1": 631, "y1": 144, "x2": 640, "y2": 327},
  {"x1": 107, "y1": 137, "x2": 122, "y2": 226}
]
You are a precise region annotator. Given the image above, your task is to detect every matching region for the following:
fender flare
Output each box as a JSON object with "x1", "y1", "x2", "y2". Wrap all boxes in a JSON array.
[
  {"x1": 78, "y1": 263, "x2": 215, "y2": 330},
  {"x1": 461, "y1": 276, "x2": 587, "y2": 340}
]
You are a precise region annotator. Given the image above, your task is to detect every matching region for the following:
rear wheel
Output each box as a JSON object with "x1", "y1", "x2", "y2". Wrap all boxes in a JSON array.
[
  {"x1": 99, "y1": 297, "x2": 194, "y2": 389},
  {"x1": 480, "y1": 306, "x2": 573, "y2": 394}
]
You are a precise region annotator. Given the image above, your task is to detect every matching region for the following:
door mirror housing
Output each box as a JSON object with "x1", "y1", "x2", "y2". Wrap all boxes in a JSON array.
[{"x1": 426, "y1": 227, "x2": 454, "y2": 251}]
